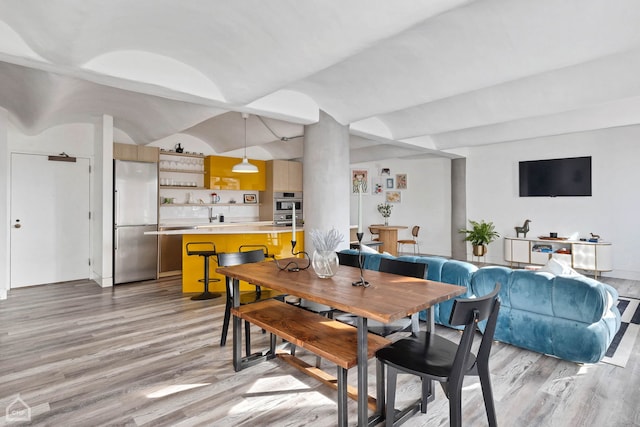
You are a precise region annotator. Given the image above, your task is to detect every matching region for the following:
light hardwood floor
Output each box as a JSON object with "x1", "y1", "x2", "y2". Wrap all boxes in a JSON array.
[{"x1": 0, "y1": 275, "x2": 638, "y2": 426}]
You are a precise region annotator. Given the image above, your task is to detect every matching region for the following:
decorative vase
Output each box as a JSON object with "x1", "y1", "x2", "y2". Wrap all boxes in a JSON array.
[
  {"x1": 473, "y1": 245, "x2": 487, "y2": 257},
  {"x1": 312, "y1": 250, "x2": 339, "y2": 278},
  {"x1": 384, "y1": 217, "x2": 389, "y2": 226}
]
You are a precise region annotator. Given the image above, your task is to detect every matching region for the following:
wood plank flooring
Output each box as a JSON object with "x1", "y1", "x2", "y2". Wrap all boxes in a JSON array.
[{"x1": 0, "y1": 275, "x2": 638, "y2": 426}]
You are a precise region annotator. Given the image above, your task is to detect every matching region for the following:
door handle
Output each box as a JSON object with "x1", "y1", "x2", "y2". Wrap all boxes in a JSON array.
[{"x1": 14, "y1": 223, "x2": 21, "y2": 228}]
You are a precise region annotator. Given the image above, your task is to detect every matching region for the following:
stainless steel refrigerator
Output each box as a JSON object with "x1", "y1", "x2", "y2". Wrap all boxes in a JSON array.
[{"x1": 114, "y1": 160, "x2": 158, "y2": 284}]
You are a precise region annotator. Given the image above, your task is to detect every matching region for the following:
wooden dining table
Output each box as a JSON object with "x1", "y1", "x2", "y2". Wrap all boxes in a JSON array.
[
  {"x1": 217, "y1": 257, "x2": 466, "y2": 427},
  {"x1": 374, "y1": 225, "x2": 408, "y2": 256}
]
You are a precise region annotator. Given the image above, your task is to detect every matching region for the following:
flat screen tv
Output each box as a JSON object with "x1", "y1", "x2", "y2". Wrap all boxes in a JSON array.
[{"x1": 519, "y1": 156, "x2": 592, "y2": 197}]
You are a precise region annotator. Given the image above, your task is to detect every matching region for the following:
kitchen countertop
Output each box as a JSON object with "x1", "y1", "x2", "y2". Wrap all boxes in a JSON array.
[
  {"x1": 148, "y1": 222, "x2": 301, "y2": 235},
  {"x1": 158, "y1": 220, "x2": 273, "y2": 228}
]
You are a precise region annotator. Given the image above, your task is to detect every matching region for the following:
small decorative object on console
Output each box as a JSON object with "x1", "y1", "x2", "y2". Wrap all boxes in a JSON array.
[{"x1": 515, "y1": 219, "x2": 531, "y2": 237}]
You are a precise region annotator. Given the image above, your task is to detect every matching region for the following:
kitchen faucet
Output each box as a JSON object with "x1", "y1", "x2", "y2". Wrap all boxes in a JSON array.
[{"x1": 208, "y1": 207, "x2": 218, "y2": 223}]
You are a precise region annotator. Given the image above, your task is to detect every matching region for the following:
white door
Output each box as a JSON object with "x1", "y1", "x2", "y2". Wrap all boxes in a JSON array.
[{"x1": 10, "y1": 153, "x2": 91, "y2": 288}]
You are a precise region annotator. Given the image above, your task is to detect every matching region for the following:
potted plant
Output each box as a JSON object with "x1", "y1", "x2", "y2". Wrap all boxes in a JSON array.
[
  {"x1": 459, "y1": 220, "x2": 500, "y2": 256},
  {"x1": 377, "y1": 202, "x2": 393, "y2": 226}
]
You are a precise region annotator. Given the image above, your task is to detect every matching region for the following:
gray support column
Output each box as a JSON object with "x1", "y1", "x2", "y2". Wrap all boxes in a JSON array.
[
  {"x1": 92, "y1": 115, "x2": 114, "y2": 287},
  {"x1": 451, "y1": 158, "x2": 467, "y2": 261},
  {"x1": 303, "y1": 110, "x2": 350, "y2": 252}
]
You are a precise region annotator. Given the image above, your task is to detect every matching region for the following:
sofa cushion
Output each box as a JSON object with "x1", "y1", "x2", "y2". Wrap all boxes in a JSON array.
[
  {"x1": 539, "y1": 257, "x2": 570, "y2": 275},
  {"x1": 552, "y1": 274, "x2": 612, "y2": 324},
  {"x1": 471, "y1": 265, "x2": 620, "y2": 363}
]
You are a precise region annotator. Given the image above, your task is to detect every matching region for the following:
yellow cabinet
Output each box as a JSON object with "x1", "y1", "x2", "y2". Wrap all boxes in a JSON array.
[
  {"x1": 204, "y1": 155, "x2": 266, "y2": 190},
  {"x1": 268, "y1": 160, "x2": 303, "y2": 192},
  {"x1": 113, "y1": 142, "x2": 159, "y2": 163}
]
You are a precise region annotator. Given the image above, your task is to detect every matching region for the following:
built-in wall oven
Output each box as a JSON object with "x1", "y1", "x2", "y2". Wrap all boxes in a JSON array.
[{"x1": 273, "y1": 192, "x2": 303, "y2": 226}]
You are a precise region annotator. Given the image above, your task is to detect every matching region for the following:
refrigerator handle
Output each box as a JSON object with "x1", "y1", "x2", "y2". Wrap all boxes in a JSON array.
[
  {"x1": 114, "y1": 188, "x2": 119, "y2": 225},
  {"x1": 114, "y1": 227, "x2": 118, "y2": 250}
]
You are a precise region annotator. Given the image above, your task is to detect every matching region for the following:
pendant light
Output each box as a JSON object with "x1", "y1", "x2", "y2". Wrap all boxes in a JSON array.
[{"x1": 232, "y1": 113, "x2": 259, "y2": 174}]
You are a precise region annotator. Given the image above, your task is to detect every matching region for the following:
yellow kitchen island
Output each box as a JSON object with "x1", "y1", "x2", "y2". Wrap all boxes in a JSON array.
[{"x1": 151, "y1": 223, "x2": 304, "y2": 294}]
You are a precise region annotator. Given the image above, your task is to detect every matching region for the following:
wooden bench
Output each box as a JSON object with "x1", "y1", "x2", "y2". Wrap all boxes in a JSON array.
[{"x1": 232, "y1": 299, "x2": 391, "y2": 426}]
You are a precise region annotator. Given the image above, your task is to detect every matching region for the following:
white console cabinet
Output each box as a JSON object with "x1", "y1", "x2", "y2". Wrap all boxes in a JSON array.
[{"x1": 504, "y1": 237, "x2": 612, "y2": 277}]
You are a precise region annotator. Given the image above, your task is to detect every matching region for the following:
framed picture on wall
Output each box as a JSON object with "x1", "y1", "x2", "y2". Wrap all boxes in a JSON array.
[
  {"x1": 386, "y1": 191, "x2": 401, "y2": 203},
  {"x1": 372, "y1": 178, "x2": 384, "y2": 195},
  {"x1": 396, "y1": 174, "x2": 407, "y2": 189},
  {"x1": 243, "y1": 194, "x2": 257, "y2": 204},
  {"x1": 352, "y1": 169, "x2": 369, "y2": 194},
  {"x1": 386, "y1": 178, "x2": 394, "y2": 188}
]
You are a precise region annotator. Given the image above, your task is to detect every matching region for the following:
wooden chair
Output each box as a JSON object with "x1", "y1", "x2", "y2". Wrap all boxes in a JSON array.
[
  {"x1": 218, "y1": 249, "x2": 281, "y2": 354},
  {"x1": 397, "y1": 225, "x2": 420, "y2": 254},
  {"x1": 369, "y1": 225, "x2": 381, "y2": 241},
  {"x1": 376, "y1": 283, "x2": 501, "y2": 427}
]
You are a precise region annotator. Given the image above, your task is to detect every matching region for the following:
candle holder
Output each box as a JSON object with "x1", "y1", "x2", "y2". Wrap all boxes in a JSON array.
[
  {"x1": 274, "y1": 239, "x2": 310, "y2": 272},
  {"x1": 352, "y1": 232, "x2": 369, "y2": 287}
]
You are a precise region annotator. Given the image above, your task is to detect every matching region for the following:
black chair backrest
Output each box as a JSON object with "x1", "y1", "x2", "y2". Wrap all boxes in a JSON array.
[
  {"x1": 239, "y1": 244, "x2": 271, "y2": 258},
  {"x1": 449, "y1": 283, "x2": 500, "y2": 326},
  {"x1": 378, "y1": 257, "x2": 426, "y2": 279},
  {"x1": 449, "y1": 283, "x2": 501, "y2": 377},
  {"x1": 337, "y1": 251, "x2": 360, "y2": 268},
  {"x1": 185, "y1": 241, "x2": 216, "y2": 255},
  {"x1": 411, "y1": 225, "x2": 420, "y2": 238},
  {"x1": 217, "y1": 249, "x2": 265, "y2": 267}
]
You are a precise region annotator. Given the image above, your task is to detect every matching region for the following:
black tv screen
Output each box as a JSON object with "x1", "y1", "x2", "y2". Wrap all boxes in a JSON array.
[{"x1": 519, "y1": 156, "x2": 592, "y2": 197}]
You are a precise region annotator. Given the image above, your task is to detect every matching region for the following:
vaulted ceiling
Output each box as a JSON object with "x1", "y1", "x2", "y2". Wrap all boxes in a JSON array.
[{"x1": 1, "y1": 0, "x2": 639, "y2": 162}]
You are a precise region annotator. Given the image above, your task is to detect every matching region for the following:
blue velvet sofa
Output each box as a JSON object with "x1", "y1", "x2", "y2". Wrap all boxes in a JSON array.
[{"x1": 339, "y1": 250, "x2": 621, "y2": 364}]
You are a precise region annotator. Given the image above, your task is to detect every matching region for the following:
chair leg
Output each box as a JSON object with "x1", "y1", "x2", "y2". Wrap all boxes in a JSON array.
[
  {"x1": 220, "y1": 299, "x2": 231, "y2": 346},
  {"x1": 478, "y1": 364, "x2": 498, "y2": 427},
  {"x1": 376, "y1": 359, "x2": 386, "y2": 418},
  {"x1": 449, "y1": 386, "x2": 463, "y2": 427},
  {"x1": 420, "y1": 377, "x2": 429, "y2": 414},
  {"x1": 386, "y1": 365, "x2": 398, "y2": 427}
]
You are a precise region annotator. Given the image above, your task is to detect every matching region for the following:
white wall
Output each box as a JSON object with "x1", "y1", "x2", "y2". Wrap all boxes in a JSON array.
[
  {"x1": 350, "y1": 157, "x2": 452, "y2": 257},
  {"x1": 464, "y1": 125, "x2": 640, "y2": 279},
  {"x1": 0, "y1": 108, "x2": 9, "y2": 299}
]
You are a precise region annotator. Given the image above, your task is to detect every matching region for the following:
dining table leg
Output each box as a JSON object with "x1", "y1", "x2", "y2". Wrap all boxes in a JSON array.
[
  {"x1": 357, "y1": 316, "x2": 368, "y2": 427},
  {"x1": 425, "y1": 307, "x2": 434, "y2": 401}
]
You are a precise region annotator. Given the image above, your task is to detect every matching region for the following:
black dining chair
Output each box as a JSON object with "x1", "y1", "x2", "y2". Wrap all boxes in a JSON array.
[
  {"x1": 337, "y1": 251, "x2": 361, "y2": 268},
  {"x1": 335, "y1": 257, "x2": 427, "y2": 337},
  {"x1": 376, "y1": 283, "x2": 501, "y2": 427},
  {"x1": 218, "y1": 249, "x2": 281, "y2": 354}
]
